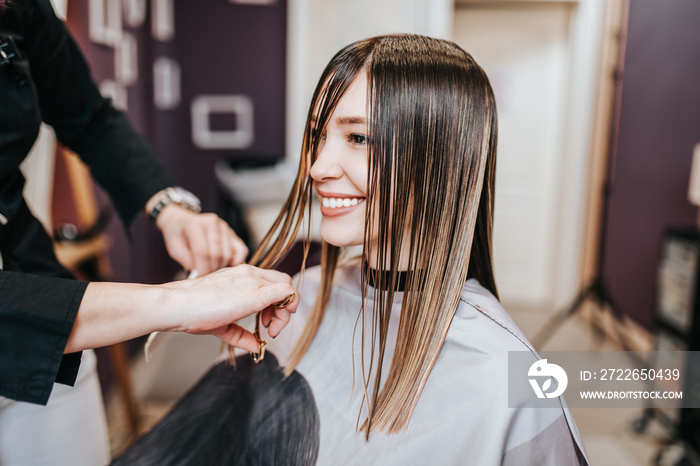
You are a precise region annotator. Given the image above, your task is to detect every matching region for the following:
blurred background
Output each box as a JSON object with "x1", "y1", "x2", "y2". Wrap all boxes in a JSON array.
[{"x1": 20, "y1": 0, "x2": 700, "y2": 464}]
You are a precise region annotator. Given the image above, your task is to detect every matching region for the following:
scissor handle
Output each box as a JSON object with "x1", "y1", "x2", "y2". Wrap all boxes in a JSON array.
[{"x1": 251, "y1": 313, "x2": 267, "y2": 364}]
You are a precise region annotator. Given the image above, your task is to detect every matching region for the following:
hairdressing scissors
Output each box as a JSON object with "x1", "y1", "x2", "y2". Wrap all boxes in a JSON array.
[{"x1": 250, "y1": 292, "x2": 295, "y2": 364}]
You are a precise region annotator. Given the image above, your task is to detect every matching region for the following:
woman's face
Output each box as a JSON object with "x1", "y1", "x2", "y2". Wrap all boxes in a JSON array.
[{"x1": 310, "y1": 74, "x2": 369, "y2": 248}]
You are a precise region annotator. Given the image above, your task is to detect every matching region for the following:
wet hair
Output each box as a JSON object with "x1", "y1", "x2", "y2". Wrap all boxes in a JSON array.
[{"x1": 250, "y1": 34, "x2": 498, "y2": 436}]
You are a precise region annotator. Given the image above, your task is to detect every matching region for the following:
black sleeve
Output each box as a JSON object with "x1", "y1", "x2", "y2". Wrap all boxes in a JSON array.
[
  {"x1": 0, "y1": 270, "x2": 88, "y2": 405},
  {"x1": 23, "y1": 0, "x2": 177, "y2": 227}
]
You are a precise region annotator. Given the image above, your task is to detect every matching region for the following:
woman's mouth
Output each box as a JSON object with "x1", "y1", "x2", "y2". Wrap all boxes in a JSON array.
[
  {"x1": 318, "y1": 194, "x2": 365, "y2": 217},
  {"x1": 321, "y1": 197, "x2": 362, "y2": 208}
]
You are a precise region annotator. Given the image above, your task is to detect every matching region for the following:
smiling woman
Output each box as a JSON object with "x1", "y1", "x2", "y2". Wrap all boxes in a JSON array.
[{"x1": 116, "y1": 34, "x2": 590, "y2": 466}]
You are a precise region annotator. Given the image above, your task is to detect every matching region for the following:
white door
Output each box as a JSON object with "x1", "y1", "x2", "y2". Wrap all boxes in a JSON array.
[{"x1": 453, "y1": 1, "x2": 603, "y2": 311}]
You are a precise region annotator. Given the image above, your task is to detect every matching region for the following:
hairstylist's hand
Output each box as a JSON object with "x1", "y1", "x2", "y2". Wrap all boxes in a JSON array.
[
  {"x1": 66, "y1": 265, "x2": 298, "y2": 354},
  {"x1": 164, "y1": 265, "x2": 298, "y2": 352},
  {"x1": 156, "y1": 204, "x2": 248, "y2": 275}
]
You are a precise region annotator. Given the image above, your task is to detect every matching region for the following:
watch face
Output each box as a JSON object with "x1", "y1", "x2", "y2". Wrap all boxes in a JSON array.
[{"x1": 172, "y1": 187, "x2": 201, "y2": 207}]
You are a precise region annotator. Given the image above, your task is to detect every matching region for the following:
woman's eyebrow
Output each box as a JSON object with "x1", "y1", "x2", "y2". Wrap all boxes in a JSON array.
[{"x1": 336, "y1": 116, "x2": 367, "y2": 125}]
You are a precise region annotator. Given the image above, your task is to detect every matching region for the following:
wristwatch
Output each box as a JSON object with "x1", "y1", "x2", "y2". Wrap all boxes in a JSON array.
[{"x1": 148, "y1": 187, "x2": 202, "y2": 222}]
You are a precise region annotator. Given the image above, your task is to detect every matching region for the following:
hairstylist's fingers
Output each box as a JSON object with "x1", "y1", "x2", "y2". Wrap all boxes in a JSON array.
[
  {"x1": 267, "y1": 307, "x2": 293, "y2": 338},
  {"x1": 156, "y1": 206, "x2": 202, "y2": 272},
  {"x1": 198, "y1": 214, "x2": 225, "y2": 273},
  {"x1": 202, "y1": 217, "x2": 225, "y2": 271},
  {"x1": 230, "y1": 232, "x2": 248, "y2": 266},
  {"x1": 249, "y1": 266, "x2": 294, "y2": 285},
  {"x1": 257, "y1": 282, "x2": 299, "y2": 314},
  {"x1": 186, "y1": 221, "x2": 213, "y2": 275},
  {"x1": 217, "y1": 220, "x2": 234, "y2": 267},
  {"x1": 260, "y1": 305, "x2": 285, "y2": 328},
  {"x1": 165, "y1": 235, "x2": 195, "y2": 272},
  {"x1": 209, "y1": 323, "x2": 259, "y2": 353},
  {"x1": 261, "y1": 307, "x2": 274, "y2": 328}
]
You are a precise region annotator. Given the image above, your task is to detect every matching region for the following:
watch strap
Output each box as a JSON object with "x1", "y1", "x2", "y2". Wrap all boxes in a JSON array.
[{"x1": 148, "y1": 187, "x2": 201, "y2": 222}]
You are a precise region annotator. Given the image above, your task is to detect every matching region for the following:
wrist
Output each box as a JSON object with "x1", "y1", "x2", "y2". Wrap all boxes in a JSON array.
[
  {"x1": 146, "y1": 187, "x2": 201, "y2": 223},
  {"x1": 154, "y1": 202, "x2": 195, "y2": 230},
  {"x1": 151, "y1": 282, "x2": 187, "y2": 333}
]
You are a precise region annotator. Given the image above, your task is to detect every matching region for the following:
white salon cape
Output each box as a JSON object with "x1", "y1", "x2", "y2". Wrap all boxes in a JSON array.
[{"x1": 269, "y1": 261, "x2": 590, "y2": 466}]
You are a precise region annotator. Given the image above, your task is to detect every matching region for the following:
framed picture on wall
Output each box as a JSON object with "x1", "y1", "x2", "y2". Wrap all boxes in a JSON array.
[{"x1": 656, "y1": 228, "x2": 700, "y2": 336}]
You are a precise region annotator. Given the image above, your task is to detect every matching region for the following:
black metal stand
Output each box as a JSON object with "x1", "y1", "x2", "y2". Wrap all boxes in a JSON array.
[{"x1": 530, "y1": 274, "x2": 638, "y2": 351}]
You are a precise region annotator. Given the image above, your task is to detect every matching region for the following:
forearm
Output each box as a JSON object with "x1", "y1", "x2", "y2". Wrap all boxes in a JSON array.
[
  {"x1": 65, "y1": 281, "x2": 179, "y2": 353},
  {"x1": 64, "y1": 265, "x2": 299, "y2": 354}
]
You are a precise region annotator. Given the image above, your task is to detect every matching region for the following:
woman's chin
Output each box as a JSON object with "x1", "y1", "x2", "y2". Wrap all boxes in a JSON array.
[{"x1": 319, "y1": 230, "x2": 362, "y2": 249}]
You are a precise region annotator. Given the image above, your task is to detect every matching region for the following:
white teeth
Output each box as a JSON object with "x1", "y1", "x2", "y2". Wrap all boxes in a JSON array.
[{"x1": 321, "y1": 197, "x2": 362, "y2": 208}]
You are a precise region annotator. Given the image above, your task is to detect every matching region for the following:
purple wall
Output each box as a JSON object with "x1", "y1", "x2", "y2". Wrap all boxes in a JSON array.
[
  {"x1": 66, "y1": 1, "x2": 287, "y2": 284},
  {"x1": 602, "y1": 0, "x2": 700, "y2": 329}
]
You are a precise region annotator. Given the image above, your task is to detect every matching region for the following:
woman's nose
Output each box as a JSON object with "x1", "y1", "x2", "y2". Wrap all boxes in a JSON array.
[{"x1": 310, "y1": 144, "x2": 343, "y2": 182}]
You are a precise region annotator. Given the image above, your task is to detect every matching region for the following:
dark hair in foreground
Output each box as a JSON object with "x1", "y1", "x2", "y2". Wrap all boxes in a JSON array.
[
  {"x1": 249, "y1": 34, "x2": 498, "y2": 436},
  {"x1": 113, "y1": 355, "x2": 320, "y2": 465}
]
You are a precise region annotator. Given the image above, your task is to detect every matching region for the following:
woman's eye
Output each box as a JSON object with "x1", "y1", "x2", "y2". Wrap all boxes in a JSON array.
[
  {"x1": 311, "y1": 128, "x2": 326, "y2": 141},
  {"x1": 348, "y1": 133, "x2": 368, "y2": 145}
]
